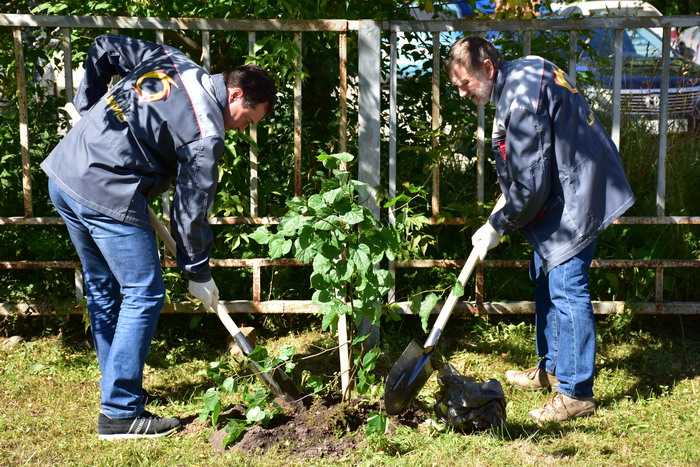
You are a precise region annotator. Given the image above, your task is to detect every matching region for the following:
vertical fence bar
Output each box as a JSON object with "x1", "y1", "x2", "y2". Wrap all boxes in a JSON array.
[
  {"x1": 201, "y1": 30, "x2": 210, "y2": 70},
  {"x1": 358, "y1": 21, "x2": 381, "y2": 217},
  {"x1": 431, "y1": 32, "x2": 441, "y2": 221},
  {"x1": 476, "y1": 104, "x2": 485, "y2": 204},
  {"x1": 568, "y1": 30, "x2": 577, "y2": 87},
  {"x1": 294, "y1": 32, "x2": 303, "y2": 196},
  {"x1": 61, "y1": 28, "x2": 73, "y2": 103},
  {"x1": 657, "y1": 26, "x2": 670, "y2": 217},
  {"x1": 339, "y1": 31, "x2": 348, "y2": 154},
  {"x1": 611, "y1": 29, "x2": 623, "y2": 149},
  {"x1": 338, "y1": 311, "x2": 351, "y2": 400},
  {"x1": 249, "y1": 32, "x2": 259, "y2": 217},
  {"x1": 357, "y1": 19, "x2": 382, "y2": 357},
  {"x1": 252, "y1": 261, "x2": 261, "y2": 302},
  {"x1": 13, "y1": 28, "x2": 32, "y2": 217},
  {"x1": 655, "y1": 267, "x2": 664, "y2": 312},
  {"x1": 388, "y1": 30, "x2": 398, "y2": 303},
  {"x1": 74, "y1": 269, "x2": 83, "y2": 302},
  {"x1": 155, "y1": 30, "x2": 164, "y2": 43},
  {"x1": 523, "y1": 30, "x2": 532, "y2": 56}
]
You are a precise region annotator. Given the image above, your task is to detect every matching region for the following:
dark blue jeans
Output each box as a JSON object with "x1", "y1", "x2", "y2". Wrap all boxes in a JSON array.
[
  {"x1": 531, "y1": 241, "x2": 597, "y2": 399},
  {"x1": 49, "y1": 179, "x2": 165, "y2": 418}
]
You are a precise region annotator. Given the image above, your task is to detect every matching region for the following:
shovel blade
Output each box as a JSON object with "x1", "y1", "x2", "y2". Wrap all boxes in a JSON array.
[{"x1": 384, "y1": 340, "x2": 434, "y2": 415}]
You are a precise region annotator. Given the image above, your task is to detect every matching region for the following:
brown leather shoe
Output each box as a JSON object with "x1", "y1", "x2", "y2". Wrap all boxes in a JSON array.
[
  {"x1": 528, "y1": 393, "x2": 596, "y2": 424},
  {"x1": 504, "y1": 367, "x2": 558, "y2": 390}
]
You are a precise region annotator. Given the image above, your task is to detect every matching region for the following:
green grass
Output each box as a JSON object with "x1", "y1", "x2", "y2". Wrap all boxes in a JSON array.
[{"x1": 1, "y1": 314, "x2": 699, "y2": 466}]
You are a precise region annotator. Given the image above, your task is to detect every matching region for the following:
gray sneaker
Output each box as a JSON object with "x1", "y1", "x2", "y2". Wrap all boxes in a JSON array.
[
  {"x1": 528, "y1": 393, "x2": 596, "y2": 424},
  {"x1": 505, "y1": 367, "x2": 559, "y2": 391}
]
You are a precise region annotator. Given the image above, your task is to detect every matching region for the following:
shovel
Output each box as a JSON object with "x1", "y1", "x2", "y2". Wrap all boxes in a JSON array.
[
  {"x1": 384, "y1": 244, "x2": 487, "y2": 415},
  {"x1": 148, "y1": 209, "x2": 304, "y2": 405}
]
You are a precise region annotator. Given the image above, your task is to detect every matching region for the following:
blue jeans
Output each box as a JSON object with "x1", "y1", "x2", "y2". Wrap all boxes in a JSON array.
[
  {"x1": 531, "y1": 241, "x2": 597, "y2": 399},
  {"x1": 49, "y1": 179, "x2": 165, "y2": 418}
]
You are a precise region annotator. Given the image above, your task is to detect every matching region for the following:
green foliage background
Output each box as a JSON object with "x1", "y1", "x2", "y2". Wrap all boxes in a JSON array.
[{"x1": 0, "y1": 0, "x2": 698, "y2": 310}]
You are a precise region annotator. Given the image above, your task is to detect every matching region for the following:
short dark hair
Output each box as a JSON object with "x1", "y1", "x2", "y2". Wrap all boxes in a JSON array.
[
  {"x1": 225, "y1": 64, "x2": 277, "y2": 115},
  {"x1": 447, "y1": 36, "x2": 500, "y2": 73}
]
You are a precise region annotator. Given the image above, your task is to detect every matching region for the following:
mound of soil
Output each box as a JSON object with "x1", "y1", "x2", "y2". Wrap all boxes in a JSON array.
[{"x1": 209, "y1": 398, "x2": 427, "y2": 459}]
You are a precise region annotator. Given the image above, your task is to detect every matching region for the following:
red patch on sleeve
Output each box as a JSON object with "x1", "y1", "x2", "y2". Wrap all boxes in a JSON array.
[{"x1": 498, "y1": 140, "x2": 507, "y2": 161}]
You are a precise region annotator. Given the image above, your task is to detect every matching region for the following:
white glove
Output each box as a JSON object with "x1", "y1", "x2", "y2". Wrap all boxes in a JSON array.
[
  {"x1": 188, "y1": 278, "x2": 219, "y2": 310},
  {"x1": 471, "y1": 221, "x2": 501, "y2": 253}
]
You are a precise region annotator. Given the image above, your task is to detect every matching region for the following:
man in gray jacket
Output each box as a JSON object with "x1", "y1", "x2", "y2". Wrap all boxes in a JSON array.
[
  {"x1": 42, "y1": 35, "x2": 275, "y2": 439},
  {"x1": 448, "y1": 37, "x2": 635, "y2": 424}
]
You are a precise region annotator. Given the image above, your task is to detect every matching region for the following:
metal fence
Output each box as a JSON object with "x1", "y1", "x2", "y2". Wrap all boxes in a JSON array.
[{"x1": 1, "y1": 13, "x2": 699, "y2": 318}]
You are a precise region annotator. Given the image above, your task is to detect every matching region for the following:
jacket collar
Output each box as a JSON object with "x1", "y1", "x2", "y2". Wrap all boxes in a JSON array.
[
  {"x1": 490, "y1": 61, "x2": 509, "y2": 105},
  {"x1": 211, "y1": 73, "x2": 228, "y2": 111}
]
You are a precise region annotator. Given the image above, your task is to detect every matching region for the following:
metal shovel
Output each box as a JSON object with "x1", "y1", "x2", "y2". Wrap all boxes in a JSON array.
[
  {"x1": 384, "y1": 244, "x2": 487, "y2": 415},
  {"x1": 148, "y1": 208, "x2": 304, "y2": 404}
]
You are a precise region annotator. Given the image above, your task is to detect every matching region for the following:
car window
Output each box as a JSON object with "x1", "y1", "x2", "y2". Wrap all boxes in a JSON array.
[{"x1": 586, "y1": 28, "x2": 679, "y2": 60}]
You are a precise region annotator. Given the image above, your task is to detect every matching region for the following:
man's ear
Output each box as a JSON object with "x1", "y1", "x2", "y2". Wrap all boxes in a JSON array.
[
  {"x1": 229, "y1": 86, "x2": 244, "y2": 102},
  {"x1": 484, "y1": 59, "x2": 496, "y2": 80}
]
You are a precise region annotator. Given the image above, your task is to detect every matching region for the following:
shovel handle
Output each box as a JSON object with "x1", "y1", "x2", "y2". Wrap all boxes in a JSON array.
[
  {"x1": 148, "y1": 207, "x2": 249, "y2": 350},
  {"x1": 423, "y1": 244, "x2": 487, "y2": 350}
]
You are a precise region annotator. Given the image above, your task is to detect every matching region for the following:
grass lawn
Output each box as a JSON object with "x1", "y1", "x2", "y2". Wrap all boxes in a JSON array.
[{"x1": 1, "y1": 312, "x2": 699, "y2": 466}]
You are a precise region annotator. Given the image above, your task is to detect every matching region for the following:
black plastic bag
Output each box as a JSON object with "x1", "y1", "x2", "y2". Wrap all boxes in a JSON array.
[{"x1": 434, "y1": 363, "x2": 507, "y2": 432}]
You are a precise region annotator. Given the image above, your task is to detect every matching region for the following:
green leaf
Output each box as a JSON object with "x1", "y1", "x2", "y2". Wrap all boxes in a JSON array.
[
  {"x1": 249, "y1": 227, "x2": 272, "y2": 245},
  {"x1": 310, "y1": 272, "x2": 329, "y2": 289},
  {"x1": 350, "y1": 180, "x2": 371, "y2": 201},
  {"x1": 223, "y1": 420, "x2": 247, "y2": 448},
  {"x1": 321, "y1": 305, "x2": 339, "y2": 331},
  {"x1": 351, "y1": 333, "x2": 370, "y2": 345},
  {"x1": 362, "y1": 347, "x2": 380, "y2": 368},
  {"x1": 312, "y1": 253, "x2": 332, "y2": 275},
  {"x1": 269, "y1": 237, "x2": 292, "y2": 258},
  {"x1": 312, "y1": 289, "x2": 332, "y2": 304},
  {"x1": 278, "y1": 213, "x2": 308, "y2": 236},
  {"x1": 221, "y1": 377, "x2": 236, "y2": 393},
  {"x1": 419, "y1": 293, "x2": 439, "y2": 333},
  {"x1": 351, "y1": 244, "x2": 372, "y2": 272},
  {"x1": 322, "y1": 187, "x2": 343, "y2": 205},
  {"x1": 365, "y1": 412, "x2": 388, "y2": 436},
  {"x1": 248, "y1": 346, "x2": 269, "y2": 367},
  {"x1": 341, "y1": 205, "x2": 365, "y2": 225},
  {"x1": 246, "y1": 406, "x2": 267, "y2": 423},
  {"x1": 308, "y1": 193, "x2": 326, "y2": 211},
  {"x1": 277, "y1": 345, "x2": 296, "y2": 361},
  {"x1": 451, "y1": 280, "x2": 465, "y2": 299}
]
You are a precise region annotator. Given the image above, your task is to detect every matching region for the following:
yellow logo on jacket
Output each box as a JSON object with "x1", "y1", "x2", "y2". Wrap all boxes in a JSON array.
[
  {"x1": 133, "y1": 70, "x2": 178, "y2": 102},
  {"x1": 553, "y1": 67, "x2": 577, "y2": 94}
]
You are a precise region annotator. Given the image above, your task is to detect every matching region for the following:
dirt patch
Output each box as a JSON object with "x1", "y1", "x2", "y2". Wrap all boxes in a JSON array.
[{"x1": 209, "y1": 398, "x2": 429, "y2": 459}]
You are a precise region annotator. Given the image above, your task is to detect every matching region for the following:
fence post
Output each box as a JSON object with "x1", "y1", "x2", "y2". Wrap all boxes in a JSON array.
[
  {"x1": 357, "y1": 19, "x2": 381, "y2": 350},
  {"x1": 12, "y1": 28, "x2": 32, "y2": 218}
]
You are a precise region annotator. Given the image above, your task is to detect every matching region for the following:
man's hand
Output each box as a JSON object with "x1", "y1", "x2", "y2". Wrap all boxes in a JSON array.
[
  {"x1": 472, "y1": 221, "x2": 501, "y2": 253},
  {"x1": 188, "y1": 278, "x2": 219, "y2": 310}
]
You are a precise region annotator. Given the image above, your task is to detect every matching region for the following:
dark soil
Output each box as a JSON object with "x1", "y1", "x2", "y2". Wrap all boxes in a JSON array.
[{"x1": 208, "y1": 398, "x2": 429, "y2": 459}]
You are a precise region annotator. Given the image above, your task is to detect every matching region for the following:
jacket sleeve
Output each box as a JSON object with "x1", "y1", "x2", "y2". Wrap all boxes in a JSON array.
[
  {"x1": 170, "y1": 136, "x2": 225, "y2": 282},
  {"x1": 73, "y1": 35, "x2": 161, "y2": 113},
  {"x1": 489, "y1": 108, "x2": 553, "y2": 234}
]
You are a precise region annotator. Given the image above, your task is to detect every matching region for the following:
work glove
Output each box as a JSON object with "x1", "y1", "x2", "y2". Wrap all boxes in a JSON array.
[
  {"x1": 188, "y1": 278, "x2": 219, "y2": 311},
  {"x1": 471, "y1": 194, "x2": 506, "y2": 255},
  {"x1": 471, "y1": 221, "x2": 501, "y2": 254}
]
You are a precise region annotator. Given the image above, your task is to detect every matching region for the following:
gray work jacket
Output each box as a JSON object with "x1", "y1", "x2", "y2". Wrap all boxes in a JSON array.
[
  {"x1": 41, "y1": 35, "x2": 228, "y2": 281},
  {"x1": 489, "y1": 57, "x2": 635, "y2": 272}
]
